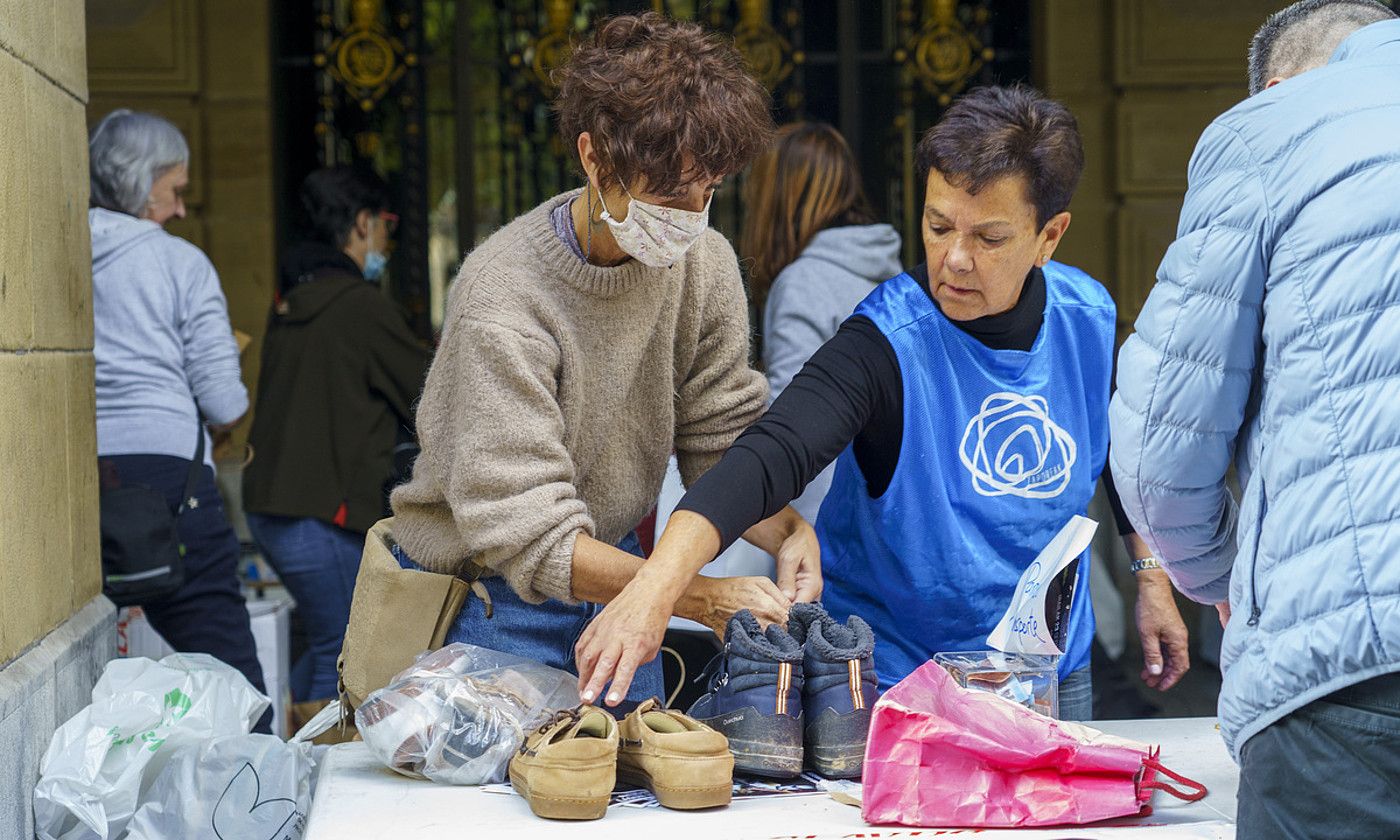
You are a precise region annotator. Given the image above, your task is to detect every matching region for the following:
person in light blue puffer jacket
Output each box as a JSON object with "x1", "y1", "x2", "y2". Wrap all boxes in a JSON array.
[{"x1": 1110, "y1": 3, "x2": 1400, "y2": 836}]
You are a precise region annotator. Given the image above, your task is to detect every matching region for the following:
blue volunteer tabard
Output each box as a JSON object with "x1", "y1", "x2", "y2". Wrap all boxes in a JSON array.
[{"x1": 816, "y1": 261, "x2": 1117, "y2": 688}]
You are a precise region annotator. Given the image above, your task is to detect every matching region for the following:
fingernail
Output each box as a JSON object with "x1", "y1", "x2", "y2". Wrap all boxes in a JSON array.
[
  {"x1": 607, "y1": 692, "x2": 619, "y2": 704},
  {"x1": 582, "y1": 691, "x2": 594, "y2": 702},
  {"x1": 1149, "y1": 664, "x2": 1163, "y2": 675}
]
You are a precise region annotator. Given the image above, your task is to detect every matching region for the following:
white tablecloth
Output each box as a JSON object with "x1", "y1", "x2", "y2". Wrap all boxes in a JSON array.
[{"x1": 306, "y1": 716, "x2": 1238, "y2": 839}]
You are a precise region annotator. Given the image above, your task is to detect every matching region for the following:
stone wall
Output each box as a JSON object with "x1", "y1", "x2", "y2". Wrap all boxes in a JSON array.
[
  {"x1": 0, "y1": 0, "x2": 101, "y2": 669},
  {"x1": 1034, "y1": 0, "x2": 1280, "y2": 339},
  {"x1": 0, "y1": 1, "x2": 116, "y2": 836}
]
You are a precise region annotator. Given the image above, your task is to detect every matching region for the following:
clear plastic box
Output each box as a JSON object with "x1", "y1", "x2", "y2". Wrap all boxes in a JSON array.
[{"x1": 933, "y1": 651, "x2": 1060, "y2": 718}]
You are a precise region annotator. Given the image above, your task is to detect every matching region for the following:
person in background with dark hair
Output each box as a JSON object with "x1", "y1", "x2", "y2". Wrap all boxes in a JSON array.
[
  {"x1": 243, "y1": 166, "x2": 429, "y2": 704},
  {"x1": 580, "y1": 85, "x2": 1190, "y2": 719},
  {"x1": 741, "y1": 122, "x2": 902, "y2": 530}
]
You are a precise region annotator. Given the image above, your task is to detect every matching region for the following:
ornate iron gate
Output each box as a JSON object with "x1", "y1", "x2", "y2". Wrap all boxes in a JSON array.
[
  {"x1": 277, "y1": 1, "x2": 1029, "y2": 335},
  {"x1": 460, "y1": 0, "x2": 1029, "y2": 276}
]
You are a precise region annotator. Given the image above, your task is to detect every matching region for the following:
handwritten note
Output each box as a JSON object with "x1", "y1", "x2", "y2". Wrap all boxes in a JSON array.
[{"x1": 987, "y1": 515, "x2": 1098, "y2": 656}]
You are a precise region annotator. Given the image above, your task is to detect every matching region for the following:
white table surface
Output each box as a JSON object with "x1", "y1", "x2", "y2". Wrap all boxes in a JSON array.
[{"x1": 306, "y1": 716, "x2": 1237, "y2": 840}]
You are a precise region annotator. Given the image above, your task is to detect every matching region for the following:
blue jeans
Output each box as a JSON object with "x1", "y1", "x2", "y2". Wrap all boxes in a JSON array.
[
  {"x1": 100, "y1": 455, "x2": 271, "y2": 733},
  {"x1": 1058, "y1": 666, "x2": 1093, "y2": 721},
  {"x1": 391, "y1": 531, "x2": 664, "y2": 707},
  {"x1": 246, "y1": 513, "x2": 366, "y2": 701}
]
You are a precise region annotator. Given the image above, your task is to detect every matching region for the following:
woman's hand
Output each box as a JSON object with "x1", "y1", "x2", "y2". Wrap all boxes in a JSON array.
[
  {"x1": 743, "y1": 506, "x2": 823, "y2": 602},
  {"x1": 773, "y1": 518, "x2": 822, "y2": 603},
  {"x1": 1216, "y1": 601, "x2": 1232, "y2": 628},
  {"x1": 681, "y1": 574, "x2": 791, "y2": 637},
  {"x1": 575, "y1": 571, "x2": 794, "y2": 706},
  {"x1": 575, "y1": 573, "x2": 675, "y2": 707}
]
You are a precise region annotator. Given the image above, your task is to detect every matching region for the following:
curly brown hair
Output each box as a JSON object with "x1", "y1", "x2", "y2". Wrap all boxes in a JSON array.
[{"x1": 554, "y1": 12, "x2": 775, "y2": 197}]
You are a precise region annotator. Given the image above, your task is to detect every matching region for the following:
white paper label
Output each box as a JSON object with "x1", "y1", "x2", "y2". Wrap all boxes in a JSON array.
[{"x1": 986, "y1": 515, "x2": 1098, "y2": 655}]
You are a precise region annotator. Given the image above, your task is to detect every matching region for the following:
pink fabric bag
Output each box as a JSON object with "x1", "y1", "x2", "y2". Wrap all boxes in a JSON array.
[{"x1": 861, "y1": 661, "x2": 1206, "y2": 828}]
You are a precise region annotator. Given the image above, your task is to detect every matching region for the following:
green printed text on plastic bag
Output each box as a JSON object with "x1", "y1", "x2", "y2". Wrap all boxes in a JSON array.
[{"x1": 107, "y1": 688, "x2": 195, "y2": 753}]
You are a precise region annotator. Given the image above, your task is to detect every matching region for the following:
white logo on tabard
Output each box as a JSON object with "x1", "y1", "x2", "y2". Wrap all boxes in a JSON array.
[{"x1": 959, "y1": 392, "x2": 1077, "y2": 498}]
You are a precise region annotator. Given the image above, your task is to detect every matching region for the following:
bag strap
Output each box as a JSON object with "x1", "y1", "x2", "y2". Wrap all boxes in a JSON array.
[
  {"x1": 1141, "y1": 754, "x2": 1208, "y2": 802},
  {"x1": 177, "y1": 424, "x2": 207, "y2": 515}
]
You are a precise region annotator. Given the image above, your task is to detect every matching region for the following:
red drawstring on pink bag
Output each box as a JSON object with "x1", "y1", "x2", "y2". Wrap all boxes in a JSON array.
[
  {"x1": 1140, "y1": 750, "x2": 1209, "y2": 806},
  {"x1": 862, "y1": 662, "x2": 1209, "y2": 828}
]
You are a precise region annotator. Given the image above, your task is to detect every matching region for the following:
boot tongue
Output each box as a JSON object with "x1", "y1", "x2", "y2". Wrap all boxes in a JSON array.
[
  {"x1": 787, "y1": 602, "x2": 825, "y2": 643},
  {"x1": 763, "y1": 623, "x2": 801, "y2": 656}
]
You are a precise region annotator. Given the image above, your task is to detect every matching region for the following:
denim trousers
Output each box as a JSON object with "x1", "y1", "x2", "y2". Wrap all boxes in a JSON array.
[
  {"x1": 246, "y1": 513, "x2": 365, "y2": 701},
  {"x1": 100, "y1": 455, "x2": 272, "y2": 734},
  {"x1": 1237, "y1": 670, "x2": 1400, "y2": 840},
  {"x1": 393, "y1": 530, "x2": 664, "y2": 707},
  {"x1": 1058, "y1": 665, "x2": 1093, "y2": 721}
]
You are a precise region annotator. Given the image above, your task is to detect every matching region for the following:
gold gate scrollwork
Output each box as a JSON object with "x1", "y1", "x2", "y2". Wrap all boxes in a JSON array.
[
  {"x1": 734, "y1": 0, "x2": 793, "y2": 90},
  {"x1": 317, "y1": 0, "x2": 411, "y2": 112},
  {"x1": 898, "y1": 0, "x2": 994, "y2": 106},
  {"x1": 517, "y1": 0, "x2": 576, "y2": 94}
]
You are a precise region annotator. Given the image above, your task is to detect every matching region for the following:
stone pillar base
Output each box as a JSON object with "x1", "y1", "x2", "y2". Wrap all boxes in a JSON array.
[{"x1": 0, "y1": 596, "x2": 116, "y2": 838}]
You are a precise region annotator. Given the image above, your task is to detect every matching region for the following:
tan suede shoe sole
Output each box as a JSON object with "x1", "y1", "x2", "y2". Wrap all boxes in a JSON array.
[
  {"x1": 509, "y1": 706, "x2": 617, "y2": 820},
  {"x1": 617, "y1": 698, "x2": 734, "y2": 810}
]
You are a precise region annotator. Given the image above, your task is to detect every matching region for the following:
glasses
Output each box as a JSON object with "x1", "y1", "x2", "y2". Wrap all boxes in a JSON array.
[{"x1": 378, "y1": 211, "x2": 399, "y2": 236}]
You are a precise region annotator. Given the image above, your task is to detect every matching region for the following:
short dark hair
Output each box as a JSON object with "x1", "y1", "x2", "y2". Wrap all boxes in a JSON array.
[
  {"x1": 1248, "y1": 0, "x2": 1395, "y2": 95},
  {"x1": 915, "y1": 85, "x2": 1083, "y2": 230},
  {"x1": 299, "y1": 166, "x2": 389, "y2": 247},
  {"x1": 554, "y1": 12, "x2": 775, "y2": 196}
]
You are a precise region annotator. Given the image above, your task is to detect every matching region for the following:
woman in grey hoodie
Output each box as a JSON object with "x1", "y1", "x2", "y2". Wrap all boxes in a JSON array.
[
  {"x1": 90, "y1": 110, "x2": 269, "y2": 731},
  {"x1": 741, "y1": 123, "x2": 902, "y2": 524}
]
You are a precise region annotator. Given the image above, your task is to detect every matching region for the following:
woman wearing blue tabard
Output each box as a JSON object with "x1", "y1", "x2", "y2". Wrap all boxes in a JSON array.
[{"x1": 577, "y1": 85, "x2": 1190, "y2": 720}]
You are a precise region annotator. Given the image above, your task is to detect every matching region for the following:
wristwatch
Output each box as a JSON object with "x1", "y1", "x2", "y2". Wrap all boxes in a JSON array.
[{"x1": 1130, "y1": 556, "x2": 1162, "y2": 574}]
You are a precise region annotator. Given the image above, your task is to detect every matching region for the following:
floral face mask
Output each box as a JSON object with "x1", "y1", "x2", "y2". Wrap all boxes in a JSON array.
[{"x1": 595, "y1": 184, "x2": 711, "y2": 268}]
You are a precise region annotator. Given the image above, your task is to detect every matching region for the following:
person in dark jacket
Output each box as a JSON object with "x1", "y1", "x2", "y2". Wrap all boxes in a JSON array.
[{"x1": 244, "y1": 167, "x2": 429, "y2": 702}]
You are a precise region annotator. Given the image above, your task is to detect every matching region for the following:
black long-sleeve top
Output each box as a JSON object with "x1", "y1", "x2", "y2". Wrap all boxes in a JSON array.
[{"x1": 676, "y1": 264, "x2": 1134, "y2": 550}]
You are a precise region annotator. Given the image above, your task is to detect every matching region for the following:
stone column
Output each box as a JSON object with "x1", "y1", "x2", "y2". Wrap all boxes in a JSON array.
[{"x1": 0, "y1": 2, "x2": 116, "y2": 836}]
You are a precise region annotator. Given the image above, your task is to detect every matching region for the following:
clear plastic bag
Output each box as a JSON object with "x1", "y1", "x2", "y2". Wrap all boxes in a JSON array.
[{"x1": 355, "y1": 643, "x2": 579, "y2": 785}]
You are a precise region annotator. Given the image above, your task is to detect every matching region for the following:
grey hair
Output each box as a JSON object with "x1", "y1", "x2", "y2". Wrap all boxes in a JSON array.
[
  {"x1": 88, "y1": 109, "x2": 190, "y2": 217},
  {"x1": 1248, "y1": 0, "x2": 1396, "y2": 94}
]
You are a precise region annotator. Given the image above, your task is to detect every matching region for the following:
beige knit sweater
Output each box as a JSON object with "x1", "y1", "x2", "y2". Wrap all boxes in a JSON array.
[{"x1": 390, "y1": 190, "x2": 768, "y2": 604}]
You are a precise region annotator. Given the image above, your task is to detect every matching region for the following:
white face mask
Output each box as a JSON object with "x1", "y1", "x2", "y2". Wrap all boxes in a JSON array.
[{"x1": 596, "y1": 184, "x2": 711, "y2": 268}]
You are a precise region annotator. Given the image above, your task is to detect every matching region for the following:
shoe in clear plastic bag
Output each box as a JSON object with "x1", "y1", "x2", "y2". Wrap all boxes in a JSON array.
[{"x1": 355, "y1": 643, "x2": 580, "y2": 785}]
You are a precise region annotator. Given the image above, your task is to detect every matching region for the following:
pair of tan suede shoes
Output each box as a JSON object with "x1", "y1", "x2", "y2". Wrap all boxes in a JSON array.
[{"x1": 508, "y1": 698, "x2": 735, "y2": 820}]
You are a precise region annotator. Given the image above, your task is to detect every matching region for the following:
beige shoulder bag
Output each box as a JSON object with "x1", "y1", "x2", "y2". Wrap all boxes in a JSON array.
[{"x1": 337, "y1": 518, "x2": 491, "y2": 712}]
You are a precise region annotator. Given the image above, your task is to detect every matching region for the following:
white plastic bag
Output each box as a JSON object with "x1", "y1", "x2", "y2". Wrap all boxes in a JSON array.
[
  {"x1": 34, "y1": 653, "x2": 269, "y2": 840},
  {"x1": 356, "y1": 643, "x2": 579, "y2": 785},
  {"x1": 124, "y1": 734, "x2": 313, "y2": 840},
  {"x1": 122, "y1": 698, "x2": 342, "y2": 840}
]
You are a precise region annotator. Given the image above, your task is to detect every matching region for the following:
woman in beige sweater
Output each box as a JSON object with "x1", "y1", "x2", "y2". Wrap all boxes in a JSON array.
[{"x1": 389, "y1": 13, "x2": 821, "y2": 706}]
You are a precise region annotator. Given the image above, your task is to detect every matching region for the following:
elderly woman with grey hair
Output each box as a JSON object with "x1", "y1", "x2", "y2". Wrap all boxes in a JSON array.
[{"x1": 90, "y1": 109, "x2": 269, "y2": 731}]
